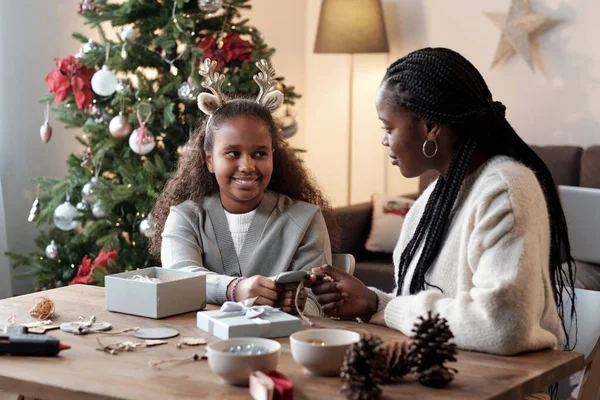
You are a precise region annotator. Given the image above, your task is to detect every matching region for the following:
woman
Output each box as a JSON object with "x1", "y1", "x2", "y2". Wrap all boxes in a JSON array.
[{"x1": 312, "y1": 47, "x2": 575, "y2": 356}]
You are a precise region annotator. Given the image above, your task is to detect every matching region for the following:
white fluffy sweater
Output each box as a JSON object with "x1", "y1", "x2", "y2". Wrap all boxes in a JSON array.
[{"x1": 371, "y1": 156, "x2": 564, "y2": 355}]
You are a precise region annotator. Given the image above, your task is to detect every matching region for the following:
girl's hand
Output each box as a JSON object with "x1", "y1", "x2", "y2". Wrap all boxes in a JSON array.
[
  {"x1": 231, "y1": 275, "x2": 280, "y2": 306},
  {"x1": 276, "y1": 283, "x2": 306, "y2": 314},
  {"x1": 310, "y1": 265, "x2": 378, "y2": 320}
]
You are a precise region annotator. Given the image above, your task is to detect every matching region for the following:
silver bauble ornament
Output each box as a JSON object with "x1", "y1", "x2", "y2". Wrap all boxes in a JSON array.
[
  {"x1": 129, "y1": 128, "x2": 156, "y2": 155},
  {"x1": 76, "y1": 200, "x2": 89, "y2": 211},
  {"x1": 92, "y1": 202, "x2": 106, "y2": 218},
  {"x1": 40, "y1": 121, "x2": 53, "y2": 144},
  {"x1": 54, "y1": 201, "x2": 79, "y2": 231},
  {"x1": 177, "y1": 80, "x2": 198, "y2": 103},
  {"x1": 120, "y1": 27, "x2": 137, "y2": 42},
  {"x1": 282, "y1": 119, "x2": 298, "y2": 138},
  {"x1": 109, "y1": 113, "x2": 133, "y2": 139},
  {"x1": 45, "y1": 240, "x2": 59, "y2": 259},
  {"x1": 81, "y1": 177, "x2": 98, "y2": 204},
  {"x1": 198, "y1": 0, "x2": 222, "y2": 13},
  {"x1": 91, "y1": 65, "x2": 118, "y2": 96},
  {"x1": 139, "y1": 217, "x2": 155, "y2": 238}
]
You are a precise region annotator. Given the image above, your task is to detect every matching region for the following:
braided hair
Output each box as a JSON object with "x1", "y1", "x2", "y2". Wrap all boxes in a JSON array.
[{"x1": 382, "y1": 47, "x2": 575, "y2": 348}]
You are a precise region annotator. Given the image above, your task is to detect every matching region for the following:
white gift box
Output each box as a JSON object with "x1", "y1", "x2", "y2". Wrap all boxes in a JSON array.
[
  {"x1": 197, "y1": 299, "x2": 301, "y2": 339},
  {"x1": 105, "y1": 267, "x2": 206, "y2": 319}
]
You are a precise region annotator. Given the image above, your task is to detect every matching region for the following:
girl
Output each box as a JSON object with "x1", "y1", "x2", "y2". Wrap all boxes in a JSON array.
[
  {"x1": 311, "y1": 48, "x2": 576, "y2": 356},
  {"x1": 149, "y1": 59, "x2": 333, "y2": 311}
]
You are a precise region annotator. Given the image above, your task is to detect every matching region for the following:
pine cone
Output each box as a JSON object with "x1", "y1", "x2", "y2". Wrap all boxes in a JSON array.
[
  {"x1": 406, "y1": 311, "x2": 458, "y2": 387},
  {"x1": 418, "y1": 365, "x2": 457, "y2": 388},
  {"x1": 340, "y1": 335, "x2": 387, "y2": 400},
  {"x1": 385, "y1": 341, "x2": 411, "y2": 383}
]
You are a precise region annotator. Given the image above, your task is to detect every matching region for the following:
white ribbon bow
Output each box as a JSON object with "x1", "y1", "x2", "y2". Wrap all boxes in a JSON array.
[{"x1": 220, "y1": 297, "x2": 275, "y2": 319}]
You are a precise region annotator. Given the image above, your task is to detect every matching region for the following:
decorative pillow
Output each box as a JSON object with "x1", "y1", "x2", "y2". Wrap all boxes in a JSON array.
[{"x1": 365, "y1": 194, "x2": 415, "y2": 253}]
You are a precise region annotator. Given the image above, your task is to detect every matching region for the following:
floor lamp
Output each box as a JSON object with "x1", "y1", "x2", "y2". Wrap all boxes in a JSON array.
[{"x1": 314, "y1": 0, "x2": 389, "y2": 205}]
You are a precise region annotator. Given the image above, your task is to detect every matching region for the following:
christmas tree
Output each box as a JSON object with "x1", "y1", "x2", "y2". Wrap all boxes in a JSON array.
[{"x1": 7, "y1": 0, "x2": 299, "y2": 290}]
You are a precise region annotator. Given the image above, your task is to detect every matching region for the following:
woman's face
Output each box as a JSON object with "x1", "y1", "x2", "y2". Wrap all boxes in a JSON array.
[{"x1": 376, "y1": 87, "x2": 434, "y2": 178}]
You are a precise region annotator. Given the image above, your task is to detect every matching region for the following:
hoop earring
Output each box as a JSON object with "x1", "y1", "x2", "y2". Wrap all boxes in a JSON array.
[{"x1": 422, "y1": 138, "x2": 438, "y2": 159}]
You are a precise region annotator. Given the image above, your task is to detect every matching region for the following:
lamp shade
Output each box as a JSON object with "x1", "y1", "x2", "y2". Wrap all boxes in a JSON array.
[{"x1": 314, "y1": 0, "x2": 389, "y2": 54}]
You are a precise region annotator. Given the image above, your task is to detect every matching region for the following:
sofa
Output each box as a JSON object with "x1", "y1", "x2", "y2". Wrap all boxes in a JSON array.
[{"x1": 332, "y1": 145, "x2": 600, "y2": 293}]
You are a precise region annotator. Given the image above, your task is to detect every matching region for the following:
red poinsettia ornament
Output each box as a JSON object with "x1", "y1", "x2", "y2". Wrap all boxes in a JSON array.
[
  {"x1": 46, "y1": 55, "x2": 95, "y2": 110},
  {"x1": 70, "y1": 249, "x2": 117, "y2": 285},
  {"x1": 199, "y1": 32, "x2": 254, "y2": 68}
]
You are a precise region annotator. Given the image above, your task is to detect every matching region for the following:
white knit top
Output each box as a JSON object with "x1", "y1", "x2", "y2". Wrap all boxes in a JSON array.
[
  {"x1": 224, "y1": 209, "x2": 256, "y2": 256},
  {"x1": 371, "y1": 156, "x2": 564, "y2": 355}
]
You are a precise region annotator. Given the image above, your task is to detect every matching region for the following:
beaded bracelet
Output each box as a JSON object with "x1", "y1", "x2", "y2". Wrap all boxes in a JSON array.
[{"x1": 230, "y1": 277, "x2": 245, "y2": 302}]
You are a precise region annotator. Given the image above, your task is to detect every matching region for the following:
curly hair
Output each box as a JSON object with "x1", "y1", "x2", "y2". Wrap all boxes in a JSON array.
[{"x1": 149, "y1": 98, "x2": 336, "y2": 258}]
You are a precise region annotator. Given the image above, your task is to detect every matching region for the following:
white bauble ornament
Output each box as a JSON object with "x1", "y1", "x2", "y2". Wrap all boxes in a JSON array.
[
  {"x1": 109, "y1": 113, "x2": 133, "y2": 139},
  {"x1": 91, "y1": 65, "x2": 118, "y2": 96},
  {"x1": 40, "y1": 121, "x2": 53, "y2": 144},
  {"x1": 92, "y1": 202, "x2": 106, "y2": 218},
  {"x1": 45, "y1": 240, "x2": 59, "y2": 259},
  {"x1": 139, "y1": 218, "x2": 155, "y2": 238},
  {"x1": 81, "y1": 177, "x2": 98, "y2": 204},
  {"x1": 198, "y1": 0, "x2": 222, "y2": 13},
  {"x1": 129, "y1": 128, "x2": 156, "y2": 155},
  {"x1": 76, "y1": 200, "x2": 89, "y2": 211},
  {"x1": 120, "y1": 27, "x2": 137, "y2": 42},
  {"x1": 120, "y1": 46, "x2": 128, "y2": 60},
  {"x1": 54, "y1": 201, "x2": 79, "y2": 231}
]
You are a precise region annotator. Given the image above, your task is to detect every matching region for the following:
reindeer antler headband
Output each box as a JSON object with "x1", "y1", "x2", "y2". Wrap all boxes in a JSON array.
[{"x1": 197, "y1": 58, "x2": 284, "y2": 117}]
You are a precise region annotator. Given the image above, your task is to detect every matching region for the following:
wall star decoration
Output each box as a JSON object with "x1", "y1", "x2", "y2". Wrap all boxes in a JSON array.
[{"x1": 485, "y1": 0, "x2": 558, "y2": 70}]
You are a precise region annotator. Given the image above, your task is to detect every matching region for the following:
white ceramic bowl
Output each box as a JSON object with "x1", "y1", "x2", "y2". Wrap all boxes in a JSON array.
[
  {"x1": 290, "y1": 329, "x2": 361, "y2": 376},
  {"x1": 207, "y1": 337, "x2": 281, "y2": 386}
]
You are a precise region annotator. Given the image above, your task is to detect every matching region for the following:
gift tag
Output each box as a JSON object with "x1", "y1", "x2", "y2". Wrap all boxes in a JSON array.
[{"x1": 134, "y1": 328, "x2": 179, "y2": 339}]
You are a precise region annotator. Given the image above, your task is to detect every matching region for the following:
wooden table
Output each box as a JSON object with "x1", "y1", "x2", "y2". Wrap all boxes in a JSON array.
[{"x1": 0, "y1": 286, "x2": 584, "y2": 400}]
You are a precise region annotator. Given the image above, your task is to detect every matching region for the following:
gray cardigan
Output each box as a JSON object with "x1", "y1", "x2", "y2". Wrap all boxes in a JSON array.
[{"x1": 161, "y1": 191, "x2": 332, "y2": 304}]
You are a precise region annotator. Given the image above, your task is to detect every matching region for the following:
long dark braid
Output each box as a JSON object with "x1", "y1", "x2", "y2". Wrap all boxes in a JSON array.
[{"x1": 383, "y1": 48, "x2": 576, "y2": 348}]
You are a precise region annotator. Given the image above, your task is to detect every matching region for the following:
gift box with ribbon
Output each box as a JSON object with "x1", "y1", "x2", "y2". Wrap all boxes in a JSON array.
[{"x1": 197, "y1": 298, "x2": 302, "y2": 339}]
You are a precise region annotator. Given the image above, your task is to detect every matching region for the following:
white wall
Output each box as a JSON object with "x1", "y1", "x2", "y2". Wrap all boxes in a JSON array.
[
  {"x1": 0, "y1": 1, "x2": 95, "y2": 295},
  {"x1": 303, "y1": 0, "x2": 600, "y2": 207},
  {"x1": 421, "y1": 0, "x2": 600, "y2": 147},
  {"x1": 242, "y1": 0, "x2": 308, "y2": 152}
]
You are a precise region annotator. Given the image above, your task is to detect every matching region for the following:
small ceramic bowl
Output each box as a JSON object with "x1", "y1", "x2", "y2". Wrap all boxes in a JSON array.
[
  {"x1": 290, "y1": 329, "x2": 361, "y2": 376},
  {"x1": 207, "y1": 337, "x2": 281, "y2": 386}
]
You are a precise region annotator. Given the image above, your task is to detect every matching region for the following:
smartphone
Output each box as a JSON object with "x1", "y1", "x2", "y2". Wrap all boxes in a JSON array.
[{"x1": 273, "y1": 271, "x2": 326, "y2": 284}]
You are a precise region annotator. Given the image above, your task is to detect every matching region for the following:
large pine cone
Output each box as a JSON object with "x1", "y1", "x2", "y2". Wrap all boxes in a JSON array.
[
  {"x1": 385, "y1": 341, "x2": 411, "y2": 383},
  {"x1": 406, "y1": 311, "x2": 458, "y2": 387},
  {"x1": 340, "y1": 335, "x2": 387, "y2": 400}
]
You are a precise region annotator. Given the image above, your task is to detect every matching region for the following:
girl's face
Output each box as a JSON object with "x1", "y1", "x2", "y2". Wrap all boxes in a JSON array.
[
  {"x1": 206, "y1": 116, "x2": 274, "y2": 214},
  {"x1": 376, "y1": 87, "x2": 433, "y2": 178}
]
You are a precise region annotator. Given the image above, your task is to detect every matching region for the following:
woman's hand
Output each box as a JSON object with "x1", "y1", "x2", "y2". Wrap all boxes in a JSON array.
[
  {"x1": 229, "y1": 275, "x2": 280, "y2": 306},
  {"x1": 310, "y1": 265, "x2": 378, "y2": 320},
  {"x1": 276, "y1": 283, "x2": 306, "y2": 315}
]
